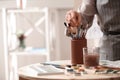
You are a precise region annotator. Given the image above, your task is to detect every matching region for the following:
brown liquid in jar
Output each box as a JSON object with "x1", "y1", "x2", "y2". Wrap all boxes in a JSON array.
[{"x1": 84, "y1": 53, "x2": 99, "y2": 68}]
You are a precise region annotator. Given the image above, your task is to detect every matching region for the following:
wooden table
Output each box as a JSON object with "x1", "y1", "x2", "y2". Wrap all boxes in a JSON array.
[{"x1": 19, "y1": 60, "x2": 120, "y2": 80}]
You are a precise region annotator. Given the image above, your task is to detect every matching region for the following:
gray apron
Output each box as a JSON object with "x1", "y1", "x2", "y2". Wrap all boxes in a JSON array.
[{"x1": 96, "y1": 0, "x2": 120, "y2": 61}]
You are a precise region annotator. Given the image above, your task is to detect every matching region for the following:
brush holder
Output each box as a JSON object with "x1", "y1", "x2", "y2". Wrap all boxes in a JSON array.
[{"x1": 71, "y1": 37, "x2": 87, "y2": 65}]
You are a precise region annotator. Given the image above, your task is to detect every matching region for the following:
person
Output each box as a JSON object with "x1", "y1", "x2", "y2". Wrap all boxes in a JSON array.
[{"x1": 65, "y1": 0, "x2": 120, "y2": 61}]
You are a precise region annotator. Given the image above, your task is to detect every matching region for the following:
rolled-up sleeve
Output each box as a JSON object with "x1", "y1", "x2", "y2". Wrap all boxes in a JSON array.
[{"x1": 79, "y1": 0, "x2": 97, "y2": 28}]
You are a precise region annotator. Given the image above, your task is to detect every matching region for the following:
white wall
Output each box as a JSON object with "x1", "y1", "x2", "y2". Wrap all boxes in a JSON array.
[
  {"x1": 0, "y1": 10, "x2": 8, "y2": 80},
  {"x1": 56, "y1": 9, "x2": 71, "y2": 60},
  {"x1": 0, "y1": 0, "x2": 73, "y2": 9}
]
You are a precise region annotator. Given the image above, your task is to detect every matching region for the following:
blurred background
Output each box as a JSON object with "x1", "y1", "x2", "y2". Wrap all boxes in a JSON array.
[{"x1": 0, "y1": 0, "x2": 102, "y2": 80}]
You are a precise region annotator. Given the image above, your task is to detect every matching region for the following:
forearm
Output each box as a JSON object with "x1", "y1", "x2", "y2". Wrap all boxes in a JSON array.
[{"x1": 79, "y1": 0, "x2": 97, "y2": 29}]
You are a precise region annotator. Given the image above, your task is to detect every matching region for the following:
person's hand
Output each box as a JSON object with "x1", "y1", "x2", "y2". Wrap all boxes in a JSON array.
[{"x1": 65, "y1": 10, "x2": 81, "y2": 27}]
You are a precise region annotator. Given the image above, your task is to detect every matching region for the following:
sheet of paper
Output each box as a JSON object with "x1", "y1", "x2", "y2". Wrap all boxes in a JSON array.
[
  {"x1": 100, "y1": 60, "x2": 120, "y2": 68},
  {"x1": 29, "y1": 65, "x2": 64, "y2": 75}
]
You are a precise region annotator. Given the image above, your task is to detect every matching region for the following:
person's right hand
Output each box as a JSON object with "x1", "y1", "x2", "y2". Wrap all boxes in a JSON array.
[{"x1": 65, "y1": 10, "x2": 81, "y2": 27}]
